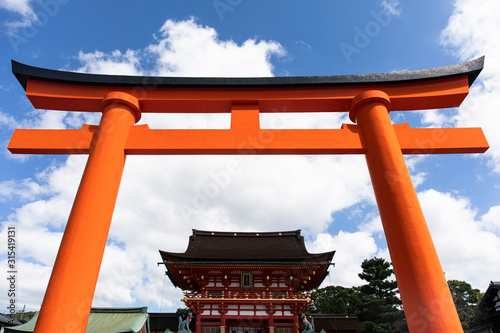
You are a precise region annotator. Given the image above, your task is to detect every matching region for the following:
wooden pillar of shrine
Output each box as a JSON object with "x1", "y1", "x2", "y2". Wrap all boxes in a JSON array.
[
  {"x1": 349, "y1": 90, "x2": 463, "y2": 332},
  {"x1": 268, "y1": 312, "x2": 274, "y2": 333},
  {"x1": 195, "y1": 311, "x2": 202, "y2": 333},
  {"x1": 220, "y1": 307, "x2": 227, "y2": 333}
]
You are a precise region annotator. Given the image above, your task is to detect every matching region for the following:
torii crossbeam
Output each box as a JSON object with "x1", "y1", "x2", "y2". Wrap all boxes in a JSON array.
[{"x1": 9, "y1": 58, "x2": 488, "y2": 333}]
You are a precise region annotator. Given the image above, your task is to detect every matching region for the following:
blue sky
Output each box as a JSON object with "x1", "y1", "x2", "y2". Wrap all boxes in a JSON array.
[{"x1": 1, "y1": 0, "x2": 500, "y2": 313}]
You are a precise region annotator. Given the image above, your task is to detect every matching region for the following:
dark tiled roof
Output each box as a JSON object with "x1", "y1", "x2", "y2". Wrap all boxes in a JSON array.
[
  {"x1": 160, "y1": 230, "x2": 335, "y2": 263},
  {"x1": 0, "y1": 313, "x2": 21, "y2": 326},
  {"x1": 479, "y1": 281, "x2": 500, "y2": 308}
]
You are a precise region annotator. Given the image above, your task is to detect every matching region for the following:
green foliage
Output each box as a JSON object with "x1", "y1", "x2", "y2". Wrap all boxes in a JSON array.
[
  {"x1": 447, "y1": 280, "x2": 485, "y2": 330},
  {"x1": 176, "y1": 307, "x2": 190, "y2": 315},
  {"x1": 309, "y1": 258, "x2": 492, "y2": 332},
  {"x1": 309, "y1": 257, "x2": 407, "y2": 333},
  {"x1": 310, "y1": 285, "x2": 361, "y2": 314},
  {"x1": 13, "y1": 311, "x2": 36, "y2": 321},
  {"x1": 356, "y1": 257, "x2": 405, "y2": 333},
  {"x1": 358, "y1": 258, "x2": 399, "y2": 301}
]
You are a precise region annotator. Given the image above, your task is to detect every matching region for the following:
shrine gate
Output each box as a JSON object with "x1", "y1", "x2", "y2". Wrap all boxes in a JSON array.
[
  {"x1": 8, "y1": 57, "x2": 488, "y2": 333},
  {"x1": 160, "y1": 229, "x2": 335, "y2": 333}
]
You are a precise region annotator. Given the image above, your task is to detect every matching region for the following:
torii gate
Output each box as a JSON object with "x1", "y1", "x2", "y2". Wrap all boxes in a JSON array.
[{"x1": 9, "y1": 58, "x2": 488, "y2": 333}]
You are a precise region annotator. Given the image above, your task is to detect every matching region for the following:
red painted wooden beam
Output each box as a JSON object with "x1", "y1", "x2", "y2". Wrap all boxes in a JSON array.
[{"x1": 8, "y1": 123, "x2": 489, "y2": 155}]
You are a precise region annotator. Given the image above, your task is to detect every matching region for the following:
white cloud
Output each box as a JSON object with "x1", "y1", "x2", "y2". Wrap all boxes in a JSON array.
[
  {"x1": 480, "y1": 205, "x2": 500, "y2": 233},
  {"x1": 0, "y1": 178, "x2": 47, "y2": 202},
  {"x1": 147, "y1": 17, "x2": 285, "y2": 77},
  {"x1": 404, "y1": 155, "x2": 428, "y2": 188},
  {"x1": 418, "y1": 189, "x2": 500, "y2": 289},
  {"x1": 307, "y1": 231, "x2": 378, "y2": 287},
  {"x1": 380, "y1": 0, "x2": 402, "y2": 16},
  {"x1": 0, "y1": 258, "x2": 52, "y2": 310},
  {"x1": 295, "y1": 40, "x2": 312, "y2": 51},
  {"x1": 77, "y1": 50, "x2": 143, "y2": 76},
  {"x1": 74, "y1": 17, "x2": 286, "y2": 79},
  {"x1": 2, "y1": 108, "x2": 99, "y2": 133},
  {"x1": 440, "y1": 0, "x2": 500, "y2": 172},
  {"x1": 338, "y1": 187, "x2": 500, "y2": 292},
  {"x1": 0, "y1": 0, "x2": 37, "y2": 34},
  {"x1": 0, "y1": 110, "x2": 20, "y2": 129},
  {"x1": 358, "y1": 215, "x2": 384, "y2": 236},
  {"x1": 418, "y1": 108, "x2": 456, "y2": 128},
  {"x1": 0, "y1": 0, "x2": 35, "y2": 20}
]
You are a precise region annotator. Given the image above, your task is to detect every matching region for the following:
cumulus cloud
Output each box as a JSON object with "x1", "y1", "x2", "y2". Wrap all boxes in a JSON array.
[
  {"x1": 307, "y1": 231, "x2": 378, "y2": 287},
  {"x1": 0, "y1": 0, "x2": 42, "y2": 39},
  {"x1": 74, "y1": 17, "x2": 285, "y2": 79},
  {"x1": 76, "y1": 50, "x2": 143, "y2": 76},
  {"x1": 0, "y1": 0, "x2": 33, "y2": 16},
  {"x1": 0, "y1": 0, "x2": 36, "y2": 27},
  {"x1": 0, "y1": 259, "x2": 52, "y2": 310},
  {"x1": 0, "y1": 178, "x2": 47, "y2": 202},
  {"x1": 418, "y1": 189, "x2": 500, "y2": 288},
  {"x1": 147, "y1": 17, "x2": 285, "y2": 77},
  {"x1": 440, "y1": 0, "x2": 500, "y2": 172},
  {"x1": 480, "y1": 205, "x2": 500, "y2": 233},
  {"x1": 310, "y1": 187, "x2": 500, "y2": 292}
]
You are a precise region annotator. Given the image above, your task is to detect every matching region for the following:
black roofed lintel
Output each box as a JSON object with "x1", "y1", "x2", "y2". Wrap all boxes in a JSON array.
[{"x1": 11, "y1": 57, "x2": 484, "y2": 91}]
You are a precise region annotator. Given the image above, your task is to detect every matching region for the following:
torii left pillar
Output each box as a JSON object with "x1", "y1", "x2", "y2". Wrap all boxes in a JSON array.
[{"x1": 33, "y1": 92, "x2": 141, "y2": 333}]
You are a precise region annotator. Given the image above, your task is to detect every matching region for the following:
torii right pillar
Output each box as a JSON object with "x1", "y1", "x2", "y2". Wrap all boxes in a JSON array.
[{"x1": 350, "y1": 90, "x2": 462, "y2": 332}]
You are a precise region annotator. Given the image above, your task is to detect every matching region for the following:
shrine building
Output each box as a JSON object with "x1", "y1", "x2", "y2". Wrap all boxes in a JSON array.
[{"x1": 159, "y1": 230, "x2": 335, "y2": 333}]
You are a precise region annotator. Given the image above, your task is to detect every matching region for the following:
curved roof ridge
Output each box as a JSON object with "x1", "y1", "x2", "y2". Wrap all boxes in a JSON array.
[
  {"x1": 192, "y1": 229, "x2": 301, "y2": 237},
  {"x1": 160, "y1": 229, "x2": 334, "y2": 262}
]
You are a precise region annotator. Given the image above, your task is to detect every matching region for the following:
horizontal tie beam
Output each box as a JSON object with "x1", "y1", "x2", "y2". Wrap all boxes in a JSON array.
[
  {"x1": 24, "y1": 76, "x2": 470, "y2": 113},
  {"x1": 8, "y1": 123, "x2": 489, "y2": 155}
]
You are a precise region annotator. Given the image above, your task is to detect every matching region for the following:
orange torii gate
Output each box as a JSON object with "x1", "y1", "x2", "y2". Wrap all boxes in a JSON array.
[{"x1": 9, "y1": 58, "x2": 488, "y2": 333}]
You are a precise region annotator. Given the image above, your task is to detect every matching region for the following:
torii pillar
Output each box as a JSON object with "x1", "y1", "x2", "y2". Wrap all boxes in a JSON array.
[
  {"x1": 29, "y1": 92, "x2": 141, "y2": 332},
  {"x1": 350, "y1": 90, "x2": 463, "y2": 331},
  {"x1": 8, "y1": 57, "x2": 488, "y2": 333}
]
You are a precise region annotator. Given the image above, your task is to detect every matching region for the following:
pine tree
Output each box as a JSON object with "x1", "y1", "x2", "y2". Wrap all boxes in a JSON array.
[
  {"x1": 310, "y1": 285, "x2": 360, "y2": 314},
  {"x1": 448, "y1": 280, "x2": 485, "y2": 330},
  {"x1": 356, "y1": 257, "x2": 406, "y2": 333}
]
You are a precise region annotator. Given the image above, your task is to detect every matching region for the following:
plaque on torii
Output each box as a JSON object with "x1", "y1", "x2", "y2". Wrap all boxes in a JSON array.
[{"x1": 9, "y1": 58, "x2": 488, "y2": 333}]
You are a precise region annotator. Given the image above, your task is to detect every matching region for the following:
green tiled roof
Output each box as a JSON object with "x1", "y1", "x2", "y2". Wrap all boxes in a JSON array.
[{"x1": 5, "y1": 307, "x2": 149, "y2": 333}]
